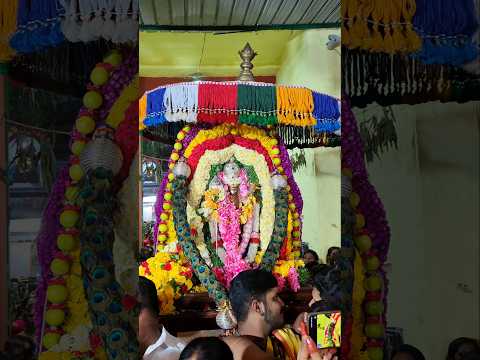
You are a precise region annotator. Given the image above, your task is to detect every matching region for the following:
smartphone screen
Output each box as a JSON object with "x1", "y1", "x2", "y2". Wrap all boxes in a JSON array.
[{"x1": 308, "y1": 311, "x2": 342, "y2": 349}]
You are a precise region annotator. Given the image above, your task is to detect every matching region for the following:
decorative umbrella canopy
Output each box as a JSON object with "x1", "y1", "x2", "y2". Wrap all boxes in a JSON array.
[{"x1": 140, "y1": 80, "x2": 341, "y2": 136}]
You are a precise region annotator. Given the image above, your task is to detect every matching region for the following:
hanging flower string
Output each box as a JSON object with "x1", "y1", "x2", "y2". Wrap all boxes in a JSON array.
[
  {"x1": 342, "y1": 97, "x2": 391, "y2": 360},
  {"x1": 217, "y1": 195, "x2": 250, "y2": 285},
  {"x1": 35, "y1": 49, "x2": 138, "y2": 360}
]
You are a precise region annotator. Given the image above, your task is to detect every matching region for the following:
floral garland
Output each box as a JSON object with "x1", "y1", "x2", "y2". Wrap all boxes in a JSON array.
[
  {"x1": 181, "y1": 123, "x2": 303, "y2": 258},
  {"x1": 342, "y1": 97, "x2": 391, "y2": 360},
  {"x1": 217, "y1": 193, "x2": 250, "y2": 285},
  {"x1": 348, "y1": 251, "x2": 369, "y2": 360},
  {"x1": 172, "y1": 176, "x2": 230, "y2": 306},
  {"x1": 187, "y1": 145, "x2": 274, "y2": 251},
  {"x1": 187, "y1": 136, "x2": 274, "y2": 178},
  {"x1": 148, "y1": 122, "x2": 305, "y2": 313},
  {"x1": 259, "y1": 188, "x2": 289, "y2": 272},
  {"x1": 139, "y1": 252, "x2": 204, "y2": 315},
  {"x1": 36, "y1": 49, "x2": 138, "y2": 359}
]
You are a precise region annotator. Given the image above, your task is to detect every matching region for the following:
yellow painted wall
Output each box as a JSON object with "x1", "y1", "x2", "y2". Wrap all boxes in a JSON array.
[
  {"x1": 276, "y1": 29, "x2": 341, "y2": 97},
  {"x1": 139, "y1": 30, "x2": 301, "y2": 77},
  {"x1": 355, "y1": 101, "x2": 480, "y2": 359},
  {"x1": 277, "y1": 29, "x2": 341, "y2": 261}
]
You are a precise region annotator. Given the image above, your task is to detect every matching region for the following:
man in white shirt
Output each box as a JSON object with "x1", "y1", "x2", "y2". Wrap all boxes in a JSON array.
[{"x1": 139, "y1": 276, "x2": 186, "y2": 360}]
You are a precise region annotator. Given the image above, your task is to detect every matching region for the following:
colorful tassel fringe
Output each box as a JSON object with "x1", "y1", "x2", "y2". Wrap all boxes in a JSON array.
[
  {"x1": 141, "y1": 81, "x2": 340, "y2": 134},
  {"x1": 342, "y1": 0, "x2": 422, "y2": 54}
]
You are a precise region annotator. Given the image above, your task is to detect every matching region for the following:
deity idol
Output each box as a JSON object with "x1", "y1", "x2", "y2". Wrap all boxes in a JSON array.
[{"x1": 197, "y1": 157, "x2": 261, "y2": 269}]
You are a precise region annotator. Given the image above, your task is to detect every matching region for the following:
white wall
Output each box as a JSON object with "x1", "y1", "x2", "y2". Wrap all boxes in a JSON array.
[{"x1": 355, "y1": 101, "x2": 480, "y2": 359}]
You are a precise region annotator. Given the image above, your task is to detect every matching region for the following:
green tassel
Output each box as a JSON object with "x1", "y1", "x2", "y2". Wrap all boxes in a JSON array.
[{"x1": 238, "y1": 84, "x2": 278, "y2": 127}]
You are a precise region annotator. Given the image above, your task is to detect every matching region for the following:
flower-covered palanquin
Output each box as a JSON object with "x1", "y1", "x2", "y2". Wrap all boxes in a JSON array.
[{"x1": 139, "y1": 81, "x2": 341, "y2": 329}]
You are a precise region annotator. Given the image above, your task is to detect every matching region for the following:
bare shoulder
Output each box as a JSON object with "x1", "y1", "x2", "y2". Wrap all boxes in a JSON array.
[
  {"x1": 222, "y1": 336, "x2": 274, "y2": 360},
  {"x1": 222, "y1": 335, "x2": 251, "y2": 349}
]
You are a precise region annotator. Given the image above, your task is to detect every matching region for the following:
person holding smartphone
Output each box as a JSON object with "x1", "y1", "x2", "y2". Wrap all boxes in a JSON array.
[{"x1": 224, "y1": 269, "x2": 341, "y2": 360}]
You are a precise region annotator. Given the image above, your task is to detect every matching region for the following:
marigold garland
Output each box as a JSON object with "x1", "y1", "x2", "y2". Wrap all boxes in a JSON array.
[
  {"x1": 342, "y1": 97, "x2": 391, "y2": 359},
  {"x1": 139, "y1": 252, "x2": 195, "y2": 315}
]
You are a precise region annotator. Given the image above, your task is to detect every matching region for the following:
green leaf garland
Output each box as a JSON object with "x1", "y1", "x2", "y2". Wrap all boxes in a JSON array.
[
  {"x1": 260, "y1": 188, "x2": 289, "y2": 272},
  {"x1": 78, "y1": 168, "x2": 139, "y2": 359},
  {"x1": 172, "y1": 176, "x2": 229, "y2": 305}
]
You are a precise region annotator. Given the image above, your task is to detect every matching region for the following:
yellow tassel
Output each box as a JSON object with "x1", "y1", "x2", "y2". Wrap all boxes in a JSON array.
[
  {"x1": 276, "y1": 87, "x2": 315, "y2": 127},
  {"x1": 0, "y1": 0, "x2": 18, "y2": 61},
  {"x1": 401, "y1": 0, "x2": 422, "y2": 52},
  {"x1": 391, "y1": 24, "x2": 406, "y2": 52},
  {"x1": 404, "y1": 24, "x2": 422, "y2": 52},
  {"x1": 383, "y1": 26, "x2": 396, "y2": 54},
  {"x1": 349, "y1": 19, "x2": 366, "y2": 49},
  {"x1": 139, "y1": 94, "x2": 147, "y2": 130},
  {"x1": 369, "y1": 25, "x2": 385, "y2": 52}
]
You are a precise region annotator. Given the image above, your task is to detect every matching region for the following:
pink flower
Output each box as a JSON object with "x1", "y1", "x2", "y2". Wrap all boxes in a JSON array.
[
  {"x1": 218, "y1": 196, "x2": 250, "y2": 285},
  {"x1": 273, "y1": 273, "x2": 286, "y2": 291},
  {"x1": 287, "y1": 267, "x2": 301, "y2": 292}
]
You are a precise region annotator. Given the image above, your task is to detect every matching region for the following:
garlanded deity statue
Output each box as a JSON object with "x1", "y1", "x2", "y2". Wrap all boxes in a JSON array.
[{"x1": 196, "y1": 157, "x2": 261, "y2": 278}]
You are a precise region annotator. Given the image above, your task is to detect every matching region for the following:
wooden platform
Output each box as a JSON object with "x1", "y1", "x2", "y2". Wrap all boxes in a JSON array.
[{"x1": 160, "y1": 287, "x2": 312, "y2": 336}]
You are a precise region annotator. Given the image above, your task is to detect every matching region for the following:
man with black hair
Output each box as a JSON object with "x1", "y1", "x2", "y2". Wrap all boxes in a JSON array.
[
  {"x1": 179, "y1": 337, "x2": 234, "y2": 360},
  {"x1": 139, "y1": 276, "x2": 186, "y2": 360},
  {"x1": 392, "y1": 344, "x2": 426, "y2": 360},
  {"x1": 223, "y1": 269, "x2": 289, "y2": 359}
]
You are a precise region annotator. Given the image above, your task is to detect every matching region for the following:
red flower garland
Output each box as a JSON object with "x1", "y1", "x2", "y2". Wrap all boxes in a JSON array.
[{"x1": 186, "y1": 135, "x2": 274, "y2": 177}]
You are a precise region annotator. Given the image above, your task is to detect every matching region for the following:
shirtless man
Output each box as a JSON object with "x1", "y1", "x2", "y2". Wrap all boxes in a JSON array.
[
  {"x1": 223, "y1": 269, "x2": 286, "y2": 360},
  {"x1": 223, "y1": 269, "x2": 337, "y2": 360}
]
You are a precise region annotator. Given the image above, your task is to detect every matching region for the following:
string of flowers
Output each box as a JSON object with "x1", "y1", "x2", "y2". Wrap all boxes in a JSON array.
[
  {"x1": 36, "y1": 48, "x2": 137, "y2": 359},
  {"x1": 34, "y1": 166, "x2": 69, "y2": 347},
  {"x1": 171, "y1": 176, "x2": 230, "y2": 305},
  {"x1": 260, "y1": 188, "x2": 289, "y2": 271},
  {"x1": 187, "y1": 144, "x2": 275, "y2": 251},
  {"x1": 342, "y1": 97, "x2": 391, "y2": 360},
  {"x1": 217, "y1": 194, "x2": 250, "y2": 285},
  {"x1": 153, "y1": 126, "x2": 199, "y2": 253}
]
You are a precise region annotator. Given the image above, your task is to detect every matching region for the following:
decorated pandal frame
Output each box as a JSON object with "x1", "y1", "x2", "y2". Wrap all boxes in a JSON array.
[{"x1": 138, "y1": 81, "x2": 345, "y2": 343}]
